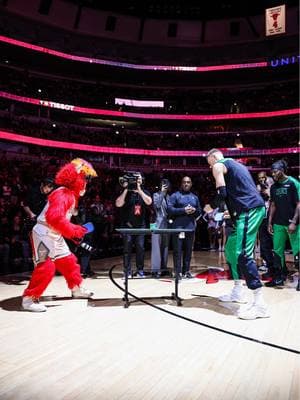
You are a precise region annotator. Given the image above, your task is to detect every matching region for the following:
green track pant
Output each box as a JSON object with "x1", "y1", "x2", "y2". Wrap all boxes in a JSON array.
[
  {"x1": 273, "y1": 224, "x2": 300, "y2": 277},
  {"x1": 225, "y1": 206, "x2": 265, "y2": 289}
]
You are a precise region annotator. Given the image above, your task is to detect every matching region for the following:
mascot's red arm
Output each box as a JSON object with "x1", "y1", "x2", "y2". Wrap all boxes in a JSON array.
[
  {"x1": 45, "y1": 162, "x2": 87, "y2": 240},
  {"x1": 45, "y1": 189, "x2": 86, "y2": 240}
]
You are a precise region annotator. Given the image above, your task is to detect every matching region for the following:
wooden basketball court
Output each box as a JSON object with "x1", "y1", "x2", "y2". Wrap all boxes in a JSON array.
[{"x1": 0, "y1": 251, "x2": 299, "y2": 400}]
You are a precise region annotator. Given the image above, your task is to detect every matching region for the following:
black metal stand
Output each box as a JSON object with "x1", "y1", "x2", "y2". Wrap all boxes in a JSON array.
[
  {"x1": 116, "y1": 228, "x2": 193, "y2": 308},
  {"x1": 172, "y1": 273, "x2": 182, "y2": 306},
  {"x1": 123, "y1": 271, "x2": 129, "y2": 308}
]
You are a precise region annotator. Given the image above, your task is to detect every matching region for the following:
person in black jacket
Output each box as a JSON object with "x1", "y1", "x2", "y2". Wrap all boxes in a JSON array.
[
  {"x1": 168, "y1": 176, "x2": 202, "y2": 279},
  {"x1": 256, "y1": 171, "x2": 274, "y2": 276},
  {"x1": 22, "y1": 178, "x2": 55, "y2": 229}
]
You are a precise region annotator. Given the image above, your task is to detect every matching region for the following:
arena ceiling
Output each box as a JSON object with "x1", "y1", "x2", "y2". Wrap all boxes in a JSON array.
[{"x1": 66, "y1": 0, "x2": 298, "y2": 20}]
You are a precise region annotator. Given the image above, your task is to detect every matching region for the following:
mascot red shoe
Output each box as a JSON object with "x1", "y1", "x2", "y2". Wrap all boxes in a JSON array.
[{"x1": 22, "y1": 158, "x2": 97, "y2": 312}]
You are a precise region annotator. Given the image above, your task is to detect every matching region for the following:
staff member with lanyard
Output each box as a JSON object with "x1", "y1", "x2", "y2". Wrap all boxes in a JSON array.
[{"x1": 207, "y1": 148, "x2": 268, "y2": 320}]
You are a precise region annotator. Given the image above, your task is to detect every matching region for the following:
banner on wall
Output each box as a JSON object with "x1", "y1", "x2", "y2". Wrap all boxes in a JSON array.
[
  {"x1": 115, "y1": 98, "x2": 164, "y2": 108},
  {"x1": 265, "y1": 4, "x2": 286, "y2": 36}
]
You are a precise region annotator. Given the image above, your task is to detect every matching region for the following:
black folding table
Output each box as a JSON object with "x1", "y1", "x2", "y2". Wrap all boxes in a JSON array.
[{"x1": 116, "y1": 228, "x2": 194, "y2": 307}]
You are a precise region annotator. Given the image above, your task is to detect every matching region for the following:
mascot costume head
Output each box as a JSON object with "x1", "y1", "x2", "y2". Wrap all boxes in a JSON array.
[{"x1": 55, "y1": 158, "x2": 97, "y2": 199}]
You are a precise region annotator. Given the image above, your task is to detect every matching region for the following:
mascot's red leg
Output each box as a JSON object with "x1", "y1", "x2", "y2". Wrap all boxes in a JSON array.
[
  {"x1": 54, "y1": 254, "x2": 82, "y2": 289},
  {"x1": 23, "y1": 258, "x2": 56, "y2": 299}
]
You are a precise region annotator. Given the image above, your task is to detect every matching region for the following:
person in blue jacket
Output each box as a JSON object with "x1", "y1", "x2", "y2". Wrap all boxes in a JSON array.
[{"x1": 167, "y1": 176, "x2": 202, "y2": 279}]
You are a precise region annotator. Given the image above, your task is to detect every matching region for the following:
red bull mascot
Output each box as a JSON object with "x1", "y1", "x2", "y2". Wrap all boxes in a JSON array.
[{"x1": 22, "y1": 158, "x2": 97, "y2": 312}]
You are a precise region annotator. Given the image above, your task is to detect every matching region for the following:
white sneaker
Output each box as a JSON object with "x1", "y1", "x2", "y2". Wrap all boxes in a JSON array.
[
  {"x1": 218, "y1": 291, "x2": 247, "y2": 304},
  {"x1": 122, "y1": 273, "x2": 133, "y2": 280},
  {"x1": 237, "y1": 303, "x2": 270, "y2": 320},
  {"x1": 22, "y1": 296, "x2": 47, "y2": 312},
  {"x1": 71, "y1": 286, "x2": 94, "y2": 299}
]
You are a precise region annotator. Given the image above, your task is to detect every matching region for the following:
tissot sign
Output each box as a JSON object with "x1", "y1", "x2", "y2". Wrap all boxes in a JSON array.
[{"x1": 39, "y1": 100, "x2": 74, "y2": 111}]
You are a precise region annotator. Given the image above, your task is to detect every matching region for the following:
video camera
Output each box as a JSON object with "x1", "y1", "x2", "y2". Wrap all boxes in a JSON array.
[{"x1": 118, "y1": 171, "x2": 142, "y2": 191}]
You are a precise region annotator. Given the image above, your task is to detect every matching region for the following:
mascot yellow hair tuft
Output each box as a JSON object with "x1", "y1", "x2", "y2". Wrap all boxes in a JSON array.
[{"x1": 71, "y1": 158, "x2": 97, "y2": 177}]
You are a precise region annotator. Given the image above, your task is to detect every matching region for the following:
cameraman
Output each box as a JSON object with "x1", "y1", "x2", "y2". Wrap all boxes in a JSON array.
[
  {"x1": 115, "y1": 172, "x2": 152, "y2": 278},
  {"x1": 257, "y1": 171, "x2": 274, "y2": 276}
]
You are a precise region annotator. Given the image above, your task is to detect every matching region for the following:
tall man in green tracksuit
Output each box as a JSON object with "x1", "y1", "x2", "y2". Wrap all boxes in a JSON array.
[
  {"x1": 266, "y1": 160, "x2": 300, "y2": 287},
  {"x1": 207, "y1": 149, "x2": 269, "y2": 320}
]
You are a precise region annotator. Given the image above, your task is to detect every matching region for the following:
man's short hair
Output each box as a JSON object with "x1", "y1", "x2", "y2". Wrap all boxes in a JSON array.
[
  {"x1": 206, "y1": 148, "x2": 223, "y2": 158},
  {"x1": 258, "y1": 171, "x2": 266, "y2": 178},
  {"x1": 42, "y1": 178, "x2": 54, "y2": 187},
  {"x1": 271, "y1": 160, "x2": 287, "y2": 173}
]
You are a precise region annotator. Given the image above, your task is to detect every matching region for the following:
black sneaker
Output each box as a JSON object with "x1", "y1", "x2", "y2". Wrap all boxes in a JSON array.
[
  {"x1": 184, "y1": 272, "x2": 194, "y2": 279},
  {"x1": 174, "y1": 272, "x2": 182, "y2": 280},
  {"x1": 136, "y1": 270, "x2": 145, "y2": 278},
  {"x1": 152, "y1": 272, "x2": 161, "y2": 279},
  {"x1": 82, "y1": 271, "x2": 96, "y2": 279},
  {"x1": 265, "y1": 278, "x2": 284, "y2": 287}
]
